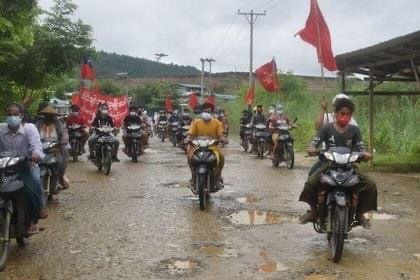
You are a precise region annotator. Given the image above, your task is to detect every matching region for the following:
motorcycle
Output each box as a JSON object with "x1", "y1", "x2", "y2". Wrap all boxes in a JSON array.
[
  {"x1": 68, "y1": 124, "x2": 84, "y2": 162},
  {"x1": 241, "y1": 124, "x2": 252, "y2": 152},
  {"x1": 272, "y1": 120, "x2": 295, "y2": 169},
  {"x1": 158, "y1": 121, "x2": 168, "y2": 142},
  {"x1": 190, "y1": 137, "x2": 220, "y2": 210},
  {"x1": 0, "y1": 152, "x2": 31, "y2": 270},
  {"x1": 125, "y1": 124, "x2": 142, "y2": 163},
  {"x1": 39, "y1": 140, "x2": 60, "y2": 201},
  {"x1": 169, "y1": 121, "x2": 180, "y2": 147},
  {"x1": 178, "y1": 123, "x2": 191, "y2": 152},
  {"x1": 253, "y1": 123, "x2": 269, "y2": 159},
  {"x1": 92, "y1": 127, "x2": 115, "y2": 176},
  {"x1": 312, "y1": 147, "x2": 365, "y2": 263}
]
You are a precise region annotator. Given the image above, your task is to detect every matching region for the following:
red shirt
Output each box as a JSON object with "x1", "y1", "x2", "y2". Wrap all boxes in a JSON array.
[{"x1": 66, "y1": 114, "x2": 87, "y2": 127}]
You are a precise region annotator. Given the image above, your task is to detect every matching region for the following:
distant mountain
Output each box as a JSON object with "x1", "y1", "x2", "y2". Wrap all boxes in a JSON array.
[{"x1": 94, "y1": 51, "x2": 200, "y2": 78}]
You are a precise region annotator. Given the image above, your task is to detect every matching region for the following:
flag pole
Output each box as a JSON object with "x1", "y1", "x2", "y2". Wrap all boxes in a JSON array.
[{"x1": 315, "y1": 0, "x2": 329, "y2": 123}]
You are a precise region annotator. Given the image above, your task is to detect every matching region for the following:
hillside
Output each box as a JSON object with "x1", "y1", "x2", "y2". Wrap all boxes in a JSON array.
[{"x1": 94, "y1": 51, "x2": 200, "y2": 78}]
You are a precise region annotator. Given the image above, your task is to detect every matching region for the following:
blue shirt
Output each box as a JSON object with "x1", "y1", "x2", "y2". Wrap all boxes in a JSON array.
[{"x1": 0, "y1": 123, "x2": 44, "y2": 159}]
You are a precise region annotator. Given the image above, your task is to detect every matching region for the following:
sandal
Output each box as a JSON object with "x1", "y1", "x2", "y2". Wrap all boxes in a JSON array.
[{"x1": 27, "y1": 224, "x2": 40, "y2": 235}]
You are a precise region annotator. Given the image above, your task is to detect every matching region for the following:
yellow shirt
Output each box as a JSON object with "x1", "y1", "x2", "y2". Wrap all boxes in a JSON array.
[{"x1": 188, "y1": 118, "x2": 223, "y2": 139}]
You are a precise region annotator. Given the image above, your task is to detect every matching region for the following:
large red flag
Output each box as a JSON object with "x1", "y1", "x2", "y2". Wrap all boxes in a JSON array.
[
  {"x1": 255, "y1": 59, "x2": 280, "y2": 93},
  {"x1": 165, "y1": 96, "x2": 173, "y2": 111},
  {"x1": 296, "y1": 0, "x2": 337, "y2": 71},
  {"x1": 81, "y1": 58, "x2": 96, "y2": 80},
  {"x1": 244, "y1": 86, "x2": 255, "y2": 106},
  {"x1": 188, "y1": 92, "x2": 199, "y2": 109}
]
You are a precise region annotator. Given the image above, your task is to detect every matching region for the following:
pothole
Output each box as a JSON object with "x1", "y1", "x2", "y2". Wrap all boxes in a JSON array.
[
  {"x1": 227, "y1": 210, "x2": 297, "y2": 225},
  {"x1": 236, "y1": 195, "x2": 259, "y2": 204},
  {"x1": 259, "y1": 251, "x2": 288, "y2": 273},
  {"x1": 199, "y1": 245, "x2": 238, "y2": 258},
  {"x1": 165, "y1": 258, "x2": 200, "y2": 275}
]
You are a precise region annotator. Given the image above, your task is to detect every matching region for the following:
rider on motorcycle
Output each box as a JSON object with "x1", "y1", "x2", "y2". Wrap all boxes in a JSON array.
[
  {"x1": 186, "y1": 102, "x2": 226, "y2": 189},
  {"x1": 88, "y1": 103, "x2": 120, "y2": 162},
  {"x1": 36, "y1": 105, "x2": 70, "y2": 189},
  {"x1": 177, "y1": 109, "x2": 193, "y2": 143},
  {"x1": 0, "y1": 103, "x2": 47, "y2": 234},
  {"x1": 122, "y1": 105, "x2": 143, "y2": 154},
  {"x1": 66, "y1": 105, "x2": 89, "y2": 153},
  {"x1": 299, "y1": 98, "x2": 377, "y2": 228},
  {"x1": 239, "y1": 109, "x2": 252, "y2": 142},
  {"x1": 251, "y1": 105, "x2": 267, "y2": 152},
  {"x1": 269, "y1": 104, "x2": 293, "y2": 161}
]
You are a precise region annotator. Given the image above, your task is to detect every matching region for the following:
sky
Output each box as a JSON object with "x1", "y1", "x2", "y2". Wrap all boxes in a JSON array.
[{"x1": 38, "y1": 0, "x2": 420, "y2": 76}]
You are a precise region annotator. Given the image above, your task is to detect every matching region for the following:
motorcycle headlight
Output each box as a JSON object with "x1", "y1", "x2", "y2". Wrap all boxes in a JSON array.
[
  {"x1": 0, "y1": 157, "x2": 11, "y2": 168},
  {"x1": 349, "y1": 153, "x2": 360, "y2": 163},
  {"x1": 7, "y1": 157, "x2": 20, "y2": 167},
  {"x1": 333, "y1": 152, "x2": 351, "y2": 164},
  {"x1": 324, "y1": 152, "x2": 334, "y2": 161}
]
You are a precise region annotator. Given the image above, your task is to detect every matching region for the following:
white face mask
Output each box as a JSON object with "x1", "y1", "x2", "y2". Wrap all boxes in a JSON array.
[
  {"x1": 71, "y1": 112, "x2": 79, "y2": 116},
  {"x1": 101, "y1": 110, "x2": 109, "y2": 115},
  {"x1": 276, "y1": 110, "x2": 283, "y2": 115},
  {"x1": 202, "y1": 112, "x2": 212, "y2": 121},
  {"x1": 269, "y1": 109, "x2": 274, "y2": 114},
  {"x1": 129, "y1": 112, "x2": 136, "y2": 116}
]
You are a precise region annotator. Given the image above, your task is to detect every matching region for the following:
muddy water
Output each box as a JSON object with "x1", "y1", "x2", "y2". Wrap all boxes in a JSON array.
[{"x1": 1, "y1": 139, "x2": 419, "y2": 279}]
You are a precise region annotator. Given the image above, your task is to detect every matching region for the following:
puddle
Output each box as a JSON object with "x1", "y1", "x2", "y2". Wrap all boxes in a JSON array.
[
  {"x1": 161, "y1": 182, "x2": 184, "y2": 188},
  {"x1": 366, "y1": 212, "x2": 397, "y2": 220},
  {"x1": 167, "y1": 258, "x2": 199, "y2": 274},
  {"x1": 199, "y1": 245, "x2": 238, "y2": 258},
  {"x1": 144, "y1": 149, "x2": 157, "y2": 154},
  {"x1": 236, "y1": 195, "x2": 259, "y2": 204},
  {"x1": 259, "y1": 251, "x2": 288, "y2": 273},
  {"x1": 228, "y1": 210, "x2": 297, "y2": 225}
]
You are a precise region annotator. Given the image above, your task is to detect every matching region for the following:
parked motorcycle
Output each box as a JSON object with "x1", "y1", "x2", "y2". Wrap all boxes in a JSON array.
[
  {"x1": 39, "y1": 140, "x2": 60, "y2": 201},
  {"x1": 312, "y1": 147, "x2": 365, "y2": 263},
  {"x1": 189, "y1": 137, "x2": 220, "y2": 210},
  {"x1": 158, "y1": 121, "x2": 168, "y2": 142},
  {"x1": 272, "y1": 120, "x2": 295, "y2": 169},
  {"x1": 0, "y1": 152, "x2": 31, "y2": 270},
  {"x1": 91, "y1": 127, "x2": 115, "y2": 175},
  {"x1": 125, "y1": 124, "x2": 142, "y2": 163},
  {"x1": 169, "y1": 121, "x2": 179, "y2": 147},
  {"x1": 241, "y1": 124, "x2": 252, "y2": 152},
  {"x1": 68, "y1": 124, "x2": 84, "y2": 162}
]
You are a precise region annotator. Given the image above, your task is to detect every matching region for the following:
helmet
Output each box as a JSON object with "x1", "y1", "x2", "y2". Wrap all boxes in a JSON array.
[
  {"x1": 275, "y1": 104, "x2": 284, "y2": 114},
  {"x1": 332, "y1": 93, "x2": 350, "y2": 105}
]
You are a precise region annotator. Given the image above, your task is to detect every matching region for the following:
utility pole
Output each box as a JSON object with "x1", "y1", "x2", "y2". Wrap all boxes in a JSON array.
[
  {"x1": 205, "y1": 58, "x2": 215, "y2": 92},
  {"x1": 200, "y1": 58, "x2": 205, "y2": 103},
  {"x1": 238, "y1": 9, "x2": 266, "y2": 89}
]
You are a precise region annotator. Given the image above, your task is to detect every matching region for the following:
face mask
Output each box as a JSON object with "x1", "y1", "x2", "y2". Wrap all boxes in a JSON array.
[
  {"x1": 269, "y1": 109, "x2": 274, "y2": 114},
  {"x1": 276, "y1": 110, "x2": 283, "y2": 115},
  {"x1": 6, "y1": 116, "x2": 22, "y2": 128},
  {"x1": 101, "y1": 110, "x2": 109, "y2": 115},
  {"x1": 71, "y1": 112, "x2": 79, "y2": 116},
  {"x1": 202, "y1": 112, "x2": 212, "y2": 121},
  {"x1": 130, "y1": 112, "x2": 136, "y2": 116},
  {"x1": 336, "y1": 114, "x2": 351, "y2": 127}
]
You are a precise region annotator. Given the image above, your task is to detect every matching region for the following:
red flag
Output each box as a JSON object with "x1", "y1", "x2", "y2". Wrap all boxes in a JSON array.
[
  {"x1": 165, "y1": 96, "x2": 173, "y2": 111},
  {"x1": 205, "y1": 94, "x2": 216, "y2": 108},
  {"x1": 81, "y1": 58, "x2": 96, "y2": 80},
  {"x1": 255, "y1": 59, "x2": 280, "y2": 93},
  {"x1": 296, "y1": 0, "x2": 337, "y2": 71},
  {"x1": 244, "y1": 86, "x2": 255, "y2": 106},
  {"x1": 188, "y1": 93, "x2": 199, "y2": 109}
]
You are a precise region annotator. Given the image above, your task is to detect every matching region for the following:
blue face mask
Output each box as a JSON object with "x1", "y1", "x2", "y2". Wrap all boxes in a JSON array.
[{"x1": 6, "y1": 116, "x2": 22, "y2": 128}]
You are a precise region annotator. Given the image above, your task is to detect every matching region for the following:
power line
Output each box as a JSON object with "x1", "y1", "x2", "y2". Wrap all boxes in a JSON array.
[
  {"x1": 238, "y1": 0, "x2": 260, "y2": 10},
  {"x1": 266, "y1": 0, "x2": 289, "y2": 11},
  {"x1": 254, "y1": 0, "x2": 276, "y2": 10},
  {"x1": 219, "y1": 32, "x2": 248, "y2": 58},
  {"x1": 216, "y1": 23, "x2": 247, "y2": 58},
  {"x1": 211, "y1": 16, "x2": 237, "y2": 58}
]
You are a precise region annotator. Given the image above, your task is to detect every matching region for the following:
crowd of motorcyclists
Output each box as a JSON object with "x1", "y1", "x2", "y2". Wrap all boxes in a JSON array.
[{"x1": 0, "y1": 92, "x2": 378, "y2": 267}]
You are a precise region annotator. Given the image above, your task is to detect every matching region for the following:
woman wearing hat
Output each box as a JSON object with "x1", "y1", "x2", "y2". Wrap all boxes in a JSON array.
[{"x1": 36, "y1": 105, "x2": 70, "y2": 189}]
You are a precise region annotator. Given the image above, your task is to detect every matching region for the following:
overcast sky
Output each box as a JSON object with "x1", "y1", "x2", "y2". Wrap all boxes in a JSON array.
[{"x1": 38, "y1": 0, "x2": 420, "y2": 76}]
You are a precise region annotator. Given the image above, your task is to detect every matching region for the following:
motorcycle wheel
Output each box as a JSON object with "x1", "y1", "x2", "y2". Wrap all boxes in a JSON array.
[
  {"x1": 131, "y1": 142, "x2": 138, "y2": 163},
  {"x1": 330, "y1": 206, "x2": 346, "y2": 263},
  {"x1": 284, "y1": 144, "x2": 294, "y2": 169},
  {"x1": 258, "y1": 141, "x2": 265, "y2": 159},
  {"x1": 243, "y1": 140, "x2": 249, "y2": 152},
  {"x1": 197, "y1": 174, "x2": 207, "y2": 211},
  {"x1": 103, "y1": 151, "x2": 112, "y2": 176},
  {"x1": 0, "y1": 211, "x2": 10, "y2": 271}
]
